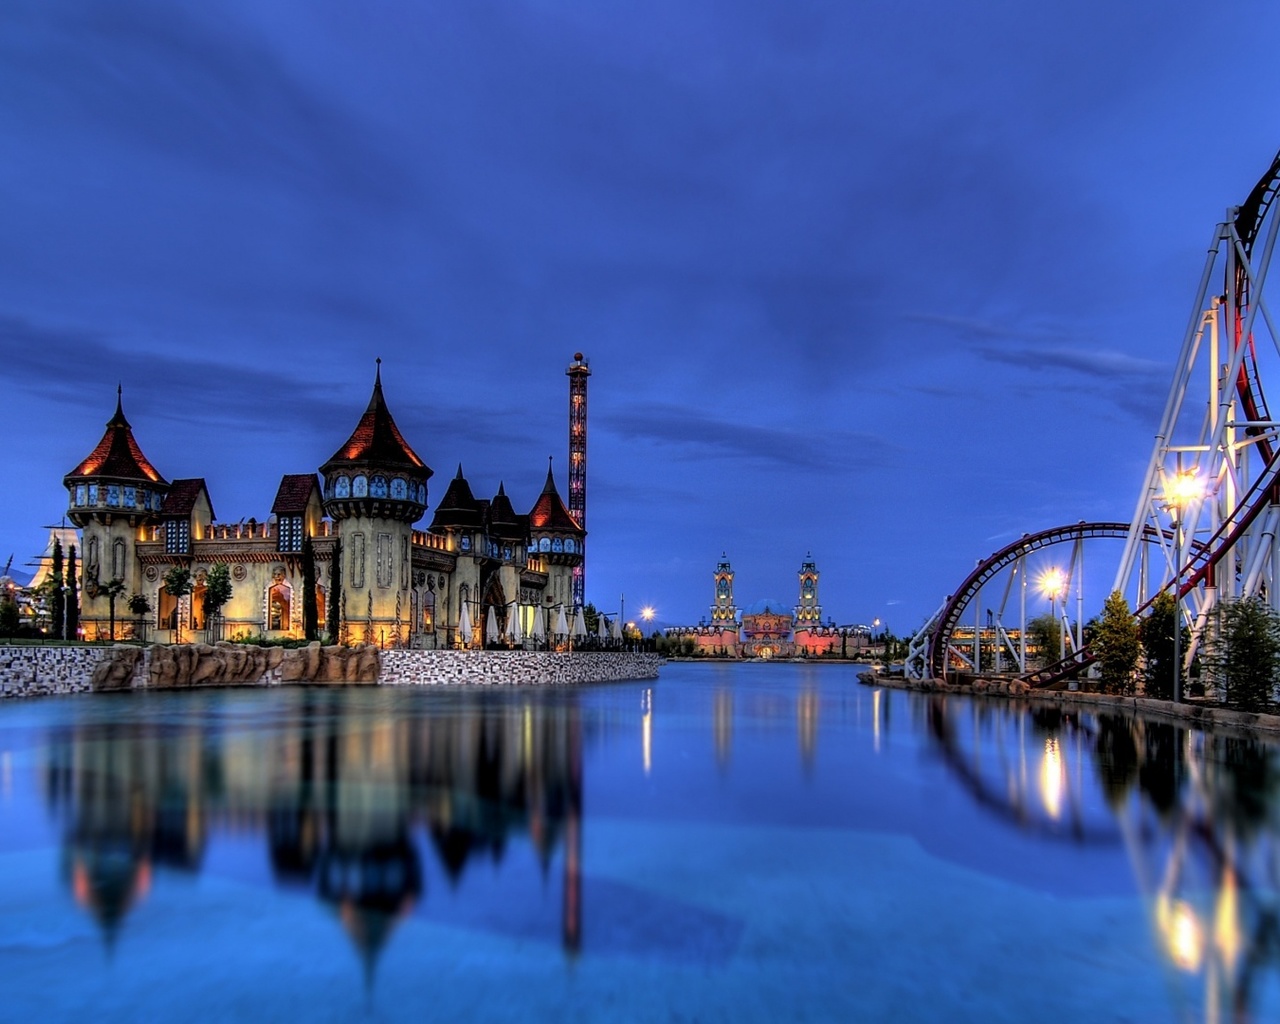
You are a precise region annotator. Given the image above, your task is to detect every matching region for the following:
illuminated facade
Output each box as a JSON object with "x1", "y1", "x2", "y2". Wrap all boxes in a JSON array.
[
  {"x1": 63, "y1": 364, "x2": 585, "y2": 646},
  {"x1": 667, "y1": 555, "x2": 842, "y2": 658}
]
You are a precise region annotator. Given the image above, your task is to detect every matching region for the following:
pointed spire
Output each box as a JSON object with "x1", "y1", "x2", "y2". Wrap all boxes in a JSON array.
[
  {"x1": 65, "y1": 388, "x2": 166, "y2": 484},
  {"x1": 323, "y1": 361, "x2": 430, "y2": 474},
  {"x1": 455, "y1": 463, "x2": 465, "y2": 479}
]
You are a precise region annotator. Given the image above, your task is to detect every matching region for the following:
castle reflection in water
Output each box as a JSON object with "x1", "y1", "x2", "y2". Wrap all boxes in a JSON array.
[{"x1": 42, "y1": 690, "x2": 582, "y2": 976}]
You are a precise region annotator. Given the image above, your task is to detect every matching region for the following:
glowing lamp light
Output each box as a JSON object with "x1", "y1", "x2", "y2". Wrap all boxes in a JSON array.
[
  {"x1": 640, "y1": 606, "x2": 656, "y2": 622},
  {"x1": 1039, "y1": 567, "x2": 1066, "y2": 602},
  {"x1": 1039, "y1": 736, "x2": 1065, "y2": 820},
  {"x1": 1163, "y1": 469, "x2": 1205, "y2": 511}
]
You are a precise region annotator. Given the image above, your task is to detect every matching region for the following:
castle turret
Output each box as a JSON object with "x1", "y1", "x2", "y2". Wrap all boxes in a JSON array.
[
  {"x1": 320, "y1": 362, "x2": 432, "y2": 644},
  {"x1": 795, "y1": 553, "x2": 822, "y2": 624},
  {"x1": 527, "y1": 460, "x2": 583, "y2": 611},
  {"x1": 64, "y1": 388, "x2": 168, "y2": 632},
  {"x1": 711, "y1": 553, "x2": 737, "y2": 626}
]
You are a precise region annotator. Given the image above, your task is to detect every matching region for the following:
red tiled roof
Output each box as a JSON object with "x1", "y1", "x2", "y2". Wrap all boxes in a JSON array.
[
  {"x1": 271, "y1": 474, "x2": 320, "y2": 515},
  {"x1": 64, "y1": 390, "x2": 168, "y2": 486},
  {"x1": 528, "y1": 462, "x2": 583, "y2": 534},
  {"x1": 322, "y1": 362, "x2": 430, "y2": 478},
  {"x1": 160, "y1": 479, "x2": 214, "y2": 519}
]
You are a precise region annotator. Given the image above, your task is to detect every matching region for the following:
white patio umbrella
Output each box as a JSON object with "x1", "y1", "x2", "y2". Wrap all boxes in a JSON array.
[
  {"x1": 506, "y1": 602, "x2": 523, "y2": 643},
  {"x1": 457, "y1": 601, "x2": 473, "y2": 647},
  {"x1": 571, "y1": 606, "x2": 588, "y2": 639},
  {"x1": 597, "y1": 616, "x2": 610, "y2": 642},
  {"x1": 553, "y1": 605, "x2": 569, "y2": 636},
  {"x1": 611, "y1": 616, "x2": 623, "y2": 641},
  {"x1": 530, "y1": 605, "x2": 547, "y2": 639},
  {"x1": 485, "y1": 606, "x2": 500, "y2": 644}
]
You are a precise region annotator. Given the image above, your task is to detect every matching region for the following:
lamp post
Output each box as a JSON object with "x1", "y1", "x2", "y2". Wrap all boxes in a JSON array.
[
  {"x1": 1040, "y1": 568, "x2": 1066, "y2": 663},
  {"x1": 1163, "y1": 464, "x2": 1203, "y2": 704}
]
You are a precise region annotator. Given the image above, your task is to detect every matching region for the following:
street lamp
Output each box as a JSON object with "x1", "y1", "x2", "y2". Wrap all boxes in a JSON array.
[
  {"x1": 1163, "y1": 464, "x2": 1204, "y2": 704},
  {"x1": 1039, "y1": 567, "x2": 1066, "y2": 662}
]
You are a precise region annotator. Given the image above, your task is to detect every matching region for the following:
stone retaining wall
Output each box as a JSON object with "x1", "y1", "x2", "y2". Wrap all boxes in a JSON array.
[
  {"x1": 380, "y1": 650, "x2": 662, "y2": 686},
  {"x1": 0, "y1": 646, "x2": 115, "y2": 698},
  {"x1": 0, "y1": 644, "x2": 662, "y2": 698}
]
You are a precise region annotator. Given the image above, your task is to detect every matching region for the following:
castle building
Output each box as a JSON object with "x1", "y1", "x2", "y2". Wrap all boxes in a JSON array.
[
  {"x1": 667, "y1": 554, "x2": 843, "y2": 659},
  {"x1": 62, "y1": 363, "x2": 586, "y2": 646}
]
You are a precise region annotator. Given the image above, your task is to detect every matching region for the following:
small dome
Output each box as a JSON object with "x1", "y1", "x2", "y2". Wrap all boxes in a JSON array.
[{"x1": 743, "y1": 598, "x2": 790, "y2": 617}]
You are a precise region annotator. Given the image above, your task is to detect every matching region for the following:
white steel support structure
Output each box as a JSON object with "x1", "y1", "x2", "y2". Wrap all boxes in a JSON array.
[{"x1": 1114, "y1": 152, "x2": 1280, "y2": 684}]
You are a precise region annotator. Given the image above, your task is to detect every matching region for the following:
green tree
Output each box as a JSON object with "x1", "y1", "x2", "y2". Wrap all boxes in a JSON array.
[
  {"x1": 301, "y1": 534, "x2": 319, "y2": 642},
  {"x1": 1204, "y1": 597, "x2": 1280, "y2": 711},
  {"x1": 1026, "y1": 613, "x2": 1061, "y2": 666},
  {"x1": 1092, "y1": 591, "x2": 1140, "y2": 695},
  {"x1": 128, "y1": 592, "x2": 151, "y2": 643},
  {"x1": 582, "y1": 602, "x2": 600, "y2": 636},
  {"x1": 163, "y1": 566, "x2": 193, "y2": 641},
  {"x1": 1140, "y1": 591, "x2": 1184, "y2": 701},
  {"x1": 65, "y1": 545, "x2": 79, "y2": 642},
  {"x1": 203, "y1": 564, "x2": 234, "y2": 639},
  {"x1": 0, "y1": 592, "x2": 18, "y2": 636},
  {"x1": 327, "y1": 537, "x2": 342, "y2": 644},
  {"x1": 100, "y1": 578, "x2": 126, "y2": 641},
  {"x1": 49, "y1": 539, "x2": 65, "y2": 639}
]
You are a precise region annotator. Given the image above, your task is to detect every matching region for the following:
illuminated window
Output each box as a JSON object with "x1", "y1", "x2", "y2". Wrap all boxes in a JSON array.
[
  {"x1": 268, "y1": 582, "x2": 292, "y2": 632},
  {"x1": 371, "y1": 476, "x2": 388, "y2": 499},
  {"x1": 539, "y1": 538, "x2": 550, "y2": 552},
  {"x1": 334, "y1": 475, "x2": 351, "y2": 499},
  {"x1": 353, "y1": 475, "x2": 368, "y2": 498},
  {"x1": 166, "y1": 520, "x2": 190, "y2": 555},
  {"x1": 552, "y1": 538, "x2": 563, "y2": 553},
  {"x1": 123, "y1": 486, "x2": 136, "y2": 507},
  {"x1": 107, "y1": 485, "x2": 120, "y2": 506},
  {"x1": 277, "y1": 516, "x2": 304, "y2": 553},
  {"x1": 88, "y1": 484, "x2": 98, "y2": 504},
  {"x1": 74, "y1": 485, "x2": 86, "y2": 506},
  {"x1": 391, "y1": 477, "x2": 407, "y2": 500}
]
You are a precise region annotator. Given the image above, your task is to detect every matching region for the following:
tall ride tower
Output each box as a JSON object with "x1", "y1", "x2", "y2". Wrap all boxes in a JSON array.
[{"x1": 566, "y1": 352, "x2": 590, "y2": 607}]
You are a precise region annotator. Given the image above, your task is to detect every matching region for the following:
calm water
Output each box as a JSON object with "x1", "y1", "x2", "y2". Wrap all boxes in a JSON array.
[{"x1": 1, "y1": 663, "x2": 1277, "y2": 1023}]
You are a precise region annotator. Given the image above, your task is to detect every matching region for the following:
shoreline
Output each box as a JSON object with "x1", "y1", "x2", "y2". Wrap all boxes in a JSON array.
[{"x1": 858, "y1": 670, "x2": 1280, "y2": 738}]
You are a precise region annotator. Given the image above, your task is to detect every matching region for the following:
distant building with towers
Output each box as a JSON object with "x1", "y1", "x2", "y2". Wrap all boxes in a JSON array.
[
  {"x1": 666, "y1": 554, "x2": 843, "y2": 658},
  {"x1": 59, "y1": 357, "x2": 590, "y2": 645}
]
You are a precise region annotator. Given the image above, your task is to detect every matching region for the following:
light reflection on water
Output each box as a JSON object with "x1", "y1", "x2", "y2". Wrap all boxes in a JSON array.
[{"x1": 2, "y1": 667, "x2": 1279, "y2": 1020}]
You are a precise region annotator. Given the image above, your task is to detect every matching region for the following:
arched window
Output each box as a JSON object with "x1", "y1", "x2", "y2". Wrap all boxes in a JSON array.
[
  {"x1": 352, "y1": 475, "x2": 368, "y2": 498},
  {"x1": 391, "y1": 478, "x2": 407, "y2": 500},
  {"x1": 87, "y1": 536, "x2": 100, "y2": 574},
  {"x1": 371, "y1": 476, "x2": 388, "y2": 498},
  {"x1": 335, "y1": 475, "x2": 351, "y2": 499},
  {"x1": 421, "y1": 590, "x2": 435, "y2": 633},
  {"x1": 551, "y1": 538, "x2": 563, "y2": 553},
  {"x1": 538, "y1": 538, "x2": 551, "y2": 553},
  {"x1": 111, "y1": 538, "x2": 126, "y2": 580},
  {"x1": 269, "y1": 582, "x2": 292, "y2": 632}
]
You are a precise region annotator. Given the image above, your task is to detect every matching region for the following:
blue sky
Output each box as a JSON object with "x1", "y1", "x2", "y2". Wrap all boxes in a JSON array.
[{"x1": 3, "y1": 0, "x2": 1280, "y2": 632}]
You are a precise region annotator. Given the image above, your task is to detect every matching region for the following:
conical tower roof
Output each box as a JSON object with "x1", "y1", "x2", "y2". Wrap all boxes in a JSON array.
[
  {"x1": 488, "y1": 483, "x2": 524, "y2": 540},
  {"x1": 430, "y1": 465, "x2": 482, "y2": 530},
  {"x1": 64, "y1": 388, "x2": 167, "y2": 486},
  {"x1": 528, "y1": 460, "x2": 583, "y2": 534},
  {"x1": 321, "y1": 361, "x2": 430, "y2": 479}
]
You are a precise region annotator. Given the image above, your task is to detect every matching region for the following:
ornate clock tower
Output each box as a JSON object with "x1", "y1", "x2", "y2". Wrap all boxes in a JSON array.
[
  {"x1": 795, "y1": 553, "x2": 822, "y2": 625},
  {"x1": 710, "y1": 554, "x2": 738, "y2": 626}
]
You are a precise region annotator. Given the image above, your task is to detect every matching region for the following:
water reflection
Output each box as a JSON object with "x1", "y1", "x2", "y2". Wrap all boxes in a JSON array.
[
  {"x1": 925, "y1": 694, "x2": 1280, "y2": 1021},
  {"x1": 43, "y1": 691, "x2": 583, "y2": 975}
]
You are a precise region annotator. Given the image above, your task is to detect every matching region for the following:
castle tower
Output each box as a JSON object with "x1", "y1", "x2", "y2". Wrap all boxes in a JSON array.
[
  {"x1": 711, "y1": 554, "x2": 737, "y2": 625},
  {"x1": 566, "y1": 353, "x2": 590, "y2": 607},
  {"x1": 319, "y1": 361, "x2": 431, "y2": 645},
  {"x1": 527, "y1": 460, "x2": 585, "y2": 615},
  {"x1": 64, "y1": 387, "x2": 169, "y2": 636},
  {"x1": 795, "y1": 553, "x2": 822, "y2": 625}
]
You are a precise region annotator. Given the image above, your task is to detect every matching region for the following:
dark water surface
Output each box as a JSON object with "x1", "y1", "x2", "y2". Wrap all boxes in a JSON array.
[{"x1": 1, "y1": 663, "x2": 1277, "y2": 1022}]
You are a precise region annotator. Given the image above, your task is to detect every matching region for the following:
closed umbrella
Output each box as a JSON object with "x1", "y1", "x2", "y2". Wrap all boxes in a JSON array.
[
  {"x1": 485, "y1": 606, "x2": 500, "y2": 644},
  {"x1": 457, "y1": 601, "x2": 473, "y2": 647},
  {"x1": 530, "y1": 605, "x2": 547, "y2": 639},
  {"x1": 572, "y1": 606, "x2": 587, "y2": 638},
  {"x1": 611, "y1": 617, "x2": 623, "y2": 641},
  {"x1": 506, "y1": 602, "x2": 523, "y2": 643},
  {"x1": 597, "y1": 616, "x2": 610, "y2": 642},
  {"x1": 554, "y1": 605, "x2": 569, "y2": 636}
]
